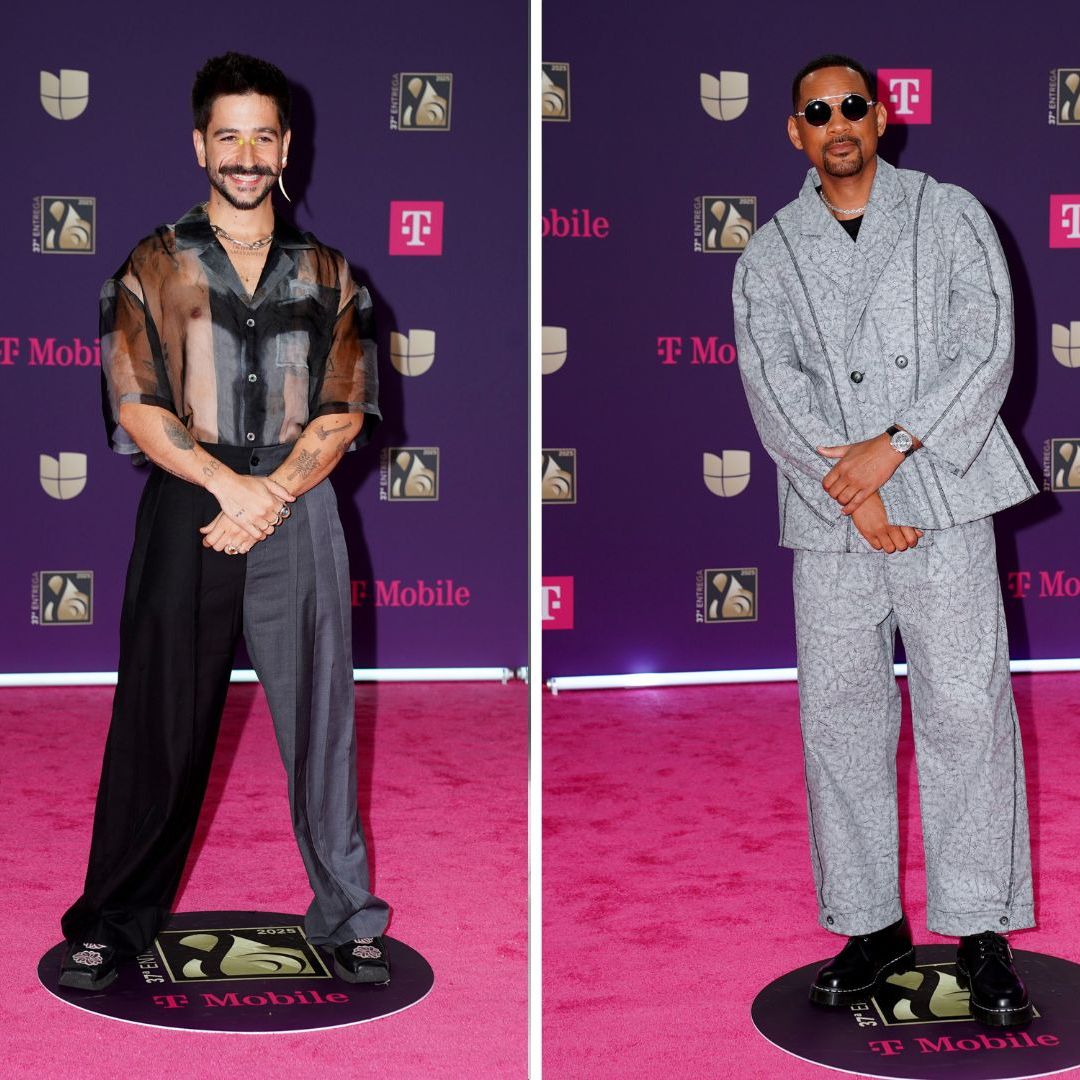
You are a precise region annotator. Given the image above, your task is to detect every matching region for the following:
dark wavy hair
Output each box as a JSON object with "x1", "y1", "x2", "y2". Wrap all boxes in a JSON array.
[
  {"x1": 192, "y1": 52, "x2": 291, "y2": 133},
  {"x1": 791, "y1": 53, "x2": 875, "y2": 112}
]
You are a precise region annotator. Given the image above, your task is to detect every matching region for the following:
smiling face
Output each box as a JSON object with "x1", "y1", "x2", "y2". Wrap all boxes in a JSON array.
[
  {"x1": 787, "y1": 66, "x2": 886, "y2": 179},
  {"x1": 193, "y1": 92, "x2": 291, "y2": 211}
]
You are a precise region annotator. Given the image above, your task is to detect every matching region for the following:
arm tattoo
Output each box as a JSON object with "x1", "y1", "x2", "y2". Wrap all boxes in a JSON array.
[
  {"x1": 315, "y1": 421, "x2": 352, "y2": 442},
  {"x1": 202, "y1": 458, "x2": 221, "y2": 479},
  {"x1": 286, "y1": 447, "x2": 323, "y2": 482},
  {"x1": 162, "y1": 415, "x2": 196, "y2": 451}
]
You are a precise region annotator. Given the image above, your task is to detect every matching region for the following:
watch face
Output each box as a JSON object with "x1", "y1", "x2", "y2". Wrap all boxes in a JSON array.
[{"x1": 891, "y1": 430, "x2": 914, "y2": 453}]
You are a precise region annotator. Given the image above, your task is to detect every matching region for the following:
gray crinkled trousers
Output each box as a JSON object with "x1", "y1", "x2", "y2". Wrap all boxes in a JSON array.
[{"x1": 793, "y1": 516, "x2": 1033, "y2": 938}]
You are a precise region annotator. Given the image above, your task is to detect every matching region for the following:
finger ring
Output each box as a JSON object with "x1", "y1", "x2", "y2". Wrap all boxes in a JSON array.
[
  {"x1": 270, "y1": 512, "x2": 283, "y2": 526},
  {"x1": 225, "y1": 545, "x2": 238, "y2": 555},
  {"x1": 279, "y1": 503, "x2": 291, "y2": 519}
]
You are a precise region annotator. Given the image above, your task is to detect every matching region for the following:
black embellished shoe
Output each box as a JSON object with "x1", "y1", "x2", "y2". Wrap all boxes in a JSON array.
[
  {"x1": 955, "y1": 932, "x2": 1033, "y2": 1027},
  {"x1": 59, "y1": 940, "x2": 119, "y2": 991},
  {"x1": 809, "y1": 916, "x2": 915, "y2": 1006},
  {"x1": 332, "y1": 936, "x2": 391, "y2": 985}
]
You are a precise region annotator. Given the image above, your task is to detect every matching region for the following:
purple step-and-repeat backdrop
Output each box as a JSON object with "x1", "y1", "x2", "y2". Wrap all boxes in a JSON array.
[
  {"x1": 542, "y1": 2, "x2": 1080, "y2": 679},
  {"x1": 3, "y1": 2, "x2": 526, "y2": 674}
]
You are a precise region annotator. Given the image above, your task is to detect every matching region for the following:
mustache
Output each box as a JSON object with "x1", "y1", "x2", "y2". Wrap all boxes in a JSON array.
[
  {"x1": 826, "y1": 136, "x2": 860, "y2": 148},
  {"x1": 217, "y1": 164, "x2": 276, "y2": 177}
]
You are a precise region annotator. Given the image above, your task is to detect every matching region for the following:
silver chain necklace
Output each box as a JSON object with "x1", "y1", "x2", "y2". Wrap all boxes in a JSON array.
[
  {"x1": 210, "y1": 223, "x2": 274, "y2": 250},
  {"x1": 819, "y1": 190, "x2": 869, "y2": 217}
]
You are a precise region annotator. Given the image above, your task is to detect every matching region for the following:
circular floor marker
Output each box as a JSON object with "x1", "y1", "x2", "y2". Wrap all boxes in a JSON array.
[
  {"x1": 752, "y1": 945, "x2": 1080, "y2": 1079},
  {"x1": 39, "y1": 911, "x2": 433, "y2": 1033}
]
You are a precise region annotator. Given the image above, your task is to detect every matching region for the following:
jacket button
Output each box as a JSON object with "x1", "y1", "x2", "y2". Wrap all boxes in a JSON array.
[
  {"x1": 246, "y1": 317, "x2": 256, "y2": 328},
  {"x1": 1000, "y1": 916, "x2": 1009, "y2": 926},
  {"x1": 850, "y1": 371, "x2": 864, "y2": 384},
  {"x1": 895, "y1": 355, "x2": 909, "y2": 369},
  {"x1": 248, "y1": 373, "x2": 258, "y2": 382},
  {"x1": 826, "y1": 915, "x2": 835, "y2": 926}
]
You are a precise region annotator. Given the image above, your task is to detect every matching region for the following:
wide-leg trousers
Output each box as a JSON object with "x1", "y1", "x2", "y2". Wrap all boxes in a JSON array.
[
  {"x1": 793, "y1": 517, "x2": 1033, "y2": 938},
  {"x1": 61, "y1": 443, "x2": 389, "y2": 956}
]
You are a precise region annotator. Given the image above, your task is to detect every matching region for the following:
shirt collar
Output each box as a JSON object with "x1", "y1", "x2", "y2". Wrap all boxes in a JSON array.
[{"x1": 172, "y1": 203, "x2": 313, "y2": 251}]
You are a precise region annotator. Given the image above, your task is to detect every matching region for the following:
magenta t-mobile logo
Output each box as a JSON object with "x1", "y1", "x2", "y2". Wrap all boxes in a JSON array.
[
  {"x1": 877, "y1": 69, "x2": 932, "y2": 124},
  {"x1": 389, "y1": 201, "x2": 444, "y2": 255},
  {"x1": 1051, "y1": 196, "x2": 1080, "y2": 248}
]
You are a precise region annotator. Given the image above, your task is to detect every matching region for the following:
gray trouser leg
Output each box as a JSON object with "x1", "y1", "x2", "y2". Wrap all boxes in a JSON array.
[
  {"x1": 794, "y1": 551, "x2": 904, "y2": 936},
  {"x1": 794, "y1": 518, "x2": 1034, "y2": 939},
  {"x1": 890, "y1": 519, "x2": 1034, "y2": 936},
  {"x1": 243, "y1": 475, "x2": 390, "y2": 946}
]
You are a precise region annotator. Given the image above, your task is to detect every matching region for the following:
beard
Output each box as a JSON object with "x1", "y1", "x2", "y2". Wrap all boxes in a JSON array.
[
  {"x1": 821, "y1": 136, "x2": 865, "y2": 178},
  {"x1": 207, "y1": 164, "x2": 277, "y2": 211}
]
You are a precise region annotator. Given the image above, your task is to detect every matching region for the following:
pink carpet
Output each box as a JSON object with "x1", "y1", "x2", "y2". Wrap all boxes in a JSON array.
[
  {"x1": 543, "y1": 673, "x2": 1080, "y2": 1079},
  {"x1": 1, "y1": 681, "x2": 525, "y2": 1079}
]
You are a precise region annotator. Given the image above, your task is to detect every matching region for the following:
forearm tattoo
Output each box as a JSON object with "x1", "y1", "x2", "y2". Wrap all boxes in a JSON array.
[
  {"x1": 315, "y1": 421, "x2": 352, "y2": 442},
  {"x1": 286, "y1": 447, "x2": 323, "y2": 483},
  {"x1": 202, "y1": 458, "x2": 221, "y2": 480},
  {"x1": 162, "y1": 414, "x2": 196, "y2": 451}
]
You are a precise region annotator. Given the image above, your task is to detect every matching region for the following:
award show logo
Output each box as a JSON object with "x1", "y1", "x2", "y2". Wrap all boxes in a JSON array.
[
  {"x1": 155, "y1": 926, "x2": 329, "y2": 983},
  {"x1": 1049, "y1": 68, "x2": 1080, "y2": 124},
  {"x1": 39, "y1": 69, "x2": 89, "y2": 119},
  {"x1": 697, "y1": 568, "x2": 757, "y2": 623},
  {"x1": 34, "y1": 571, "x2": 93, "y2": 625},
  {"x1": 389, "y1": 201, "x2": 444, "y2": 256},
  {"x1": 877, "y1": 69, "x2": 932, "y2": 124},
  {"x1": 699, "y1": 72, "x2": 749, "y2": 121},
  {"x1": 390, "y1": 329, "x2": 436, "y2": 376},
  {"x1": 542, "y1": 326, "x2": 568, "y2": 374},
  {"x1": 694, "y1": 197, "x2": 756, "y2": 253},
  {"x1": 542, "y1": 63, "x2": 571, "y2": 121},
  {"x1": 391, "y1": 73, "x2": 452, "y2": 130},
  {"x1": 541, "y1": 449, "x2": 577, "y2": 504},
  {"x1": 351, "y1": 579, "x2": 472, "y2": 608},
  {"x1": 33, "y1": 196, "x2": 95, "y2": 254},
  {"x1": 1052, "y1": 322, "x2": 1080, "y2": 367},
  {"x1": 381, "y1": 448, "x2": 440, "y2": 501},
  {"x1": 40, "y1": 452, "x2": 87, "y2": 499},
  {"x1": 541, "y1": 577, "x2": 574, "y2": 630},
  {"x1": 1050, "y1": 196, "x2": 1080, "y2": 248},
  {"x1": 703, "y1": 451, "x2": 750, "y2": 496},
  {"x1": 0, "y1": 336, "x2": 100, "y2": 366},
  {"x1": 1007, "y1": 570, "x2": 1080, "y2": 599},
  {"x1": 1049, "y1": 439, "x2": 1080, "y2": 491}
]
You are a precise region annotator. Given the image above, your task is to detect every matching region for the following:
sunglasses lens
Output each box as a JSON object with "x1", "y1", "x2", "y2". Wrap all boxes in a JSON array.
[
  {"x1": 840, "y1": 95, "x2": 870, "y2": 122},
  {"x1": 804, "y1": 100, "x2": 831, "y2": 126}
]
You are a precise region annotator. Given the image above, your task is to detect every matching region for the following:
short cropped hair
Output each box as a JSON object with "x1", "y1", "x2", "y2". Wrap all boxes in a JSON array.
[{"x1": 791, "y1": 54, "x2": 875, "y2": 112}]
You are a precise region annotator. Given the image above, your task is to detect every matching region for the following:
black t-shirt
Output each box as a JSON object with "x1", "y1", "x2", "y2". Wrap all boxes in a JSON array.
[{"x1": 838, "y1": 215, "x2": 863, "y2": 241}]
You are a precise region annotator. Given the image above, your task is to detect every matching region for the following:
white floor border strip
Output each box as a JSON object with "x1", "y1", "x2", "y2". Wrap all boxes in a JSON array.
[
  {"x1": 0, "y1": 667, "x2": 523, "y2": 688},
  {"x1": 546, "y1": 658, "x2": 1080, "y2": 694}
]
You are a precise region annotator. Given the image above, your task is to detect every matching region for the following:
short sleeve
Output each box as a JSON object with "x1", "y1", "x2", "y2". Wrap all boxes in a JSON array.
[
  {"x1": 312, "y1": 259, "x2": 382, "y2": 448},
  {"x1": 99, "y1": 260, "x2": 175, "y2": 454}
]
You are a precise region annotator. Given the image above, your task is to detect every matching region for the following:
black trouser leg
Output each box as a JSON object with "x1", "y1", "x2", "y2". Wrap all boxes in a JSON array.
[{"x1": 61, "y1": 465, "x2": 246, "y2": 956}]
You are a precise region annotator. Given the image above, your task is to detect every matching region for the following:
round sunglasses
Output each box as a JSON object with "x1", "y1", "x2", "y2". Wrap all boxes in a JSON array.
[{"x1": 794, "y1": 94, "x2": 876, "y2": 126}]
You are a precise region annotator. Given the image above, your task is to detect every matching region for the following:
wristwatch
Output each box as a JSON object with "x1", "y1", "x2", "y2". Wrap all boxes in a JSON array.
[{"x1": 886, "y1": 425, "x2": 915, "y2": 457}]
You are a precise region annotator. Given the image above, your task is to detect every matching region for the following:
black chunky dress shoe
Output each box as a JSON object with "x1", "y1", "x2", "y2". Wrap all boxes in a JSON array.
[
  {"x1": 809, "y1": 916, "x2": 915, "y2": 1006},
  {"x1": 331, "y1": 936, "x2": 391, "y2": 985},
  {"x1": 955, "y1": 932, "x2": 1033, "y2": 1027},
  {"x1": 59, "y1": 941, "x2": 119, "y2": 991}
]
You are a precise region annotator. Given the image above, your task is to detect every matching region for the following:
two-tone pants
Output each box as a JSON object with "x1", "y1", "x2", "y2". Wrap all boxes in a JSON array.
[
  {"x1": 793, "y1": 517, "x2": 1033, "y2": 938},
  {"x1": 61, "y1": 442, "x2": 389, "y2": 956}
]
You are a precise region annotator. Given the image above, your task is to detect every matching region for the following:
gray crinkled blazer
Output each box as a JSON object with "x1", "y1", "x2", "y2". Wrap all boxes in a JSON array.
[{"x1": 733, "y1": 157, "x2": 1037, "y2": 552}]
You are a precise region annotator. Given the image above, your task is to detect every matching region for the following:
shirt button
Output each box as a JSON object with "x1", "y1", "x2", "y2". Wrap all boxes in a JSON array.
[
  {"x1": 246, "y1": 432, "x2": 255, "y2": 442},
  {"x1": 895, "y1": 355, "x2": 909, "y2": 369},
  {"x1": 850, "y1": 370, "x2": 864, "y2": 384},
  {"x1": 1000, "y1": 916, "x2": 1009, "y2": 926},
  {"x1": 246, "y1": 317, "x2": 255, "y2": 328},
  {"x1": 248, "y1": 373, "x2": 258, "y2": 382},
  {"x1": 826, "y1": 915, "x2": 834, "y2": 926}
]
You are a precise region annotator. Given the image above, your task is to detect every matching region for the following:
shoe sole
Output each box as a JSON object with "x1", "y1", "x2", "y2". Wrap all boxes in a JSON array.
[
  {"x1": 809, "y1": 947, "x2": 916, "y2": 1007},
  {"x1": 333, "y1": 959, "x2": 390, "y2": 986},
  {"x1": 954, "y1": 963, "x2": 1034, "y2": 1027},
  {"x1": 58, "y1": 966, "x2": 118, "y2": 992}
]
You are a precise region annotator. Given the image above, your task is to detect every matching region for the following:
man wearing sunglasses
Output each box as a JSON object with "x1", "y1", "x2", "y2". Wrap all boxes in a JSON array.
[{"x1": 733, "y1": 53, "x2": 1037, "y2": 1027}]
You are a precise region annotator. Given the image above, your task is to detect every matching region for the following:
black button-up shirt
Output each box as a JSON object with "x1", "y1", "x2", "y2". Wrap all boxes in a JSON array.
[{"x1": 100, "y1": 204, "x2": 380, "y2": 456}]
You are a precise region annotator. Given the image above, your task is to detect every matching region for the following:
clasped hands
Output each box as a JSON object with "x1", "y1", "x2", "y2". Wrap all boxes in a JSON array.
[
  {"x1": 199, "y1": 471, "x2": 296, "y2": 555},
  {"x1": 817, "y1": 433, "x2": 923, "y2": 554}
]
